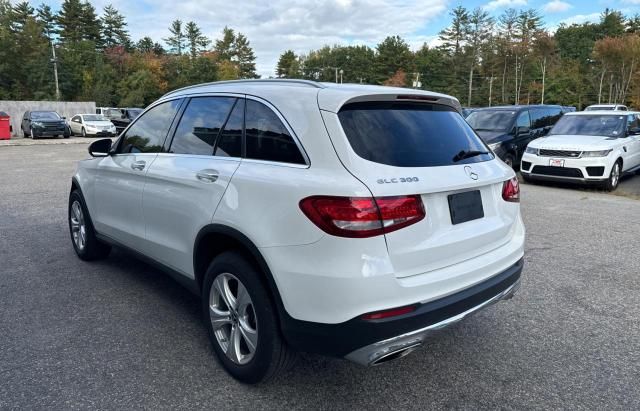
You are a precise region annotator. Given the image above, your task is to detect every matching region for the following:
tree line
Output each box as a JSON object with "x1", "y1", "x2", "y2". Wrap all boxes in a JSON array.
[
  {"x1": 0, "y1": 0, "x2": 257, "y2": 106},
  {"x1": 276, "y1": 7, "x2": 640, "y2": 109}
]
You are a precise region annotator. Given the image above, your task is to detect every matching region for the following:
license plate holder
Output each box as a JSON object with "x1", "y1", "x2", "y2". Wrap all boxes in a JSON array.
[
  {"x1": 448, "y1": 190, "x2": 484, "y2": 225},
  {"x1": 549, "y1": 158, "x2": 565, "y2": 167}
]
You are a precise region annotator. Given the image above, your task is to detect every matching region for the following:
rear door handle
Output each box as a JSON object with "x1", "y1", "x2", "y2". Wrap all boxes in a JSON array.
[
  {"x1": 131, "y1": 160, "x2": 146, "y2": 171},
  {"x1": 196, "y1": 170, "x2": 219, "y2": 183}
]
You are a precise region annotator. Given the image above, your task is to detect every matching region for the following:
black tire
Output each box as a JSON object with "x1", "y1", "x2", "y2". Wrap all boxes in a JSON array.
[
  {"x1": 202, "y1": 252, "x2": 296, "y2": 384},
  {"x1": 503, "y1": 153, "x2": 516, "y2": 169},
  {"x1": 68, "y1": 190, "x2": 111, "y2": 261},
  {"x1": 603, "y1": 160, "x2": 622, "y2": 192},
  {"x1": 30, "y1": 127, "x2": 37, "y2": 140},
  {"x1": 23, "y1": 128, "x2": 29, "y2": 138},
  {"x1": 81, "y1": 127, "x2": 86, "y2": 138}
]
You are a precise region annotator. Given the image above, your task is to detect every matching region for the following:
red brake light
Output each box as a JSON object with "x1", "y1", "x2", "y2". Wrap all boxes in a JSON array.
[
  {"x1": 299, "y1": 195, "x2": 425, "y2": 238},
  {"x1": 361, "y1": 305, "x2": 417, "y2": 320},
  {"x1": 502, "y1": 177, "x2": 520, "y2": 202}
]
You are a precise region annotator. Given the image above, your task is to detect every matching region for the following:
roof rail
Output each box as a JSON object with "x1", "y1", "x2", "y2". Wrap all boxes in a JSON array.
[{"x1": 162, "y1": 79, "x2": 325, "y2": 98}]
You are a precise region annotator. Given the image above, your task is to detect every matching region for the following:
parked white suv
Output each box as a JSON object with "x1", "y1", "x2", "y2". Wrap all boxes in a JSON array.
[
  {"x1": 68, "y1": 80, "x2": 525, "y2": 383},
  {"x1": 521, "y1": 111, "x2": 640, "y2": 190}
]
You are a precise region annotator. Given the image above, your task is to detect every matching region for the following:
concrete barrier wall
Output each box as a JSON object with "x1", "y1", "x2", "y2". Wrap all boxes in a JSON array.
[{"x1": 0, "y1": 101, "x2": 96, "y2": 137}]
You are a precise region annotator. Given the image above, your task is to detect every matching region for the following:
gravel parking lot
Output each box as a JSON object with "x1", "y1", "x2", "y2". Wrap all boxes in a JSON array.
[{"x1": 1, "y1": 143, "x2": 639, "y2": 409}]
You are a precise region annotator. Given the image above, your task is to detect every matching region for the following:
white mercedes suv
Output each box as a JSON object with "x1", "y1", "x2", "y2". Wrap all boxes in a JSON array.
[
  {"x1": 521, "y1": 111, "x2": 640, "y2": 191},
  {"x1": 68, "y1": 80, "x2": 525, "y2": 383}
]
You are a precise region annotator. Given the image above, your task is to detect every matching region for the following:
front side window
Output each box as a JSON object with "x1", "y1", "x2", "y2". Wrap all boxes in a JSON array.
[
  {"x1": 627, "y1": 114, "x2": 639, "y2": 131},
  {"x1": 170, "y1": 97, "x2": 236, "y2": 155},
  {"x1": 119, "y1": 100, "x2": 181, "y2": 154},
  {"x1": 245, "y1": 100, "x2": 305, "y2": 164},
  {"x1": 549, "y1": 115, "x2": 626, "y2": 138},
  {"x1": 516, "y1": 110, "x2": 531, "y2": 129},
  {"x1": 339, "y1": 102, "x2": 493, "y2": 167}
]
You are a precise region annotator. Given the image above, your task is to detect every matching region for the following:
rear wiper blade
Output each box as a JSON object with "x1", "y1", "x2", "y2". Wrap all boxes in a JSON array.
[{"x1": 452, "y1": 150, "x2": 489, "y2": 162}]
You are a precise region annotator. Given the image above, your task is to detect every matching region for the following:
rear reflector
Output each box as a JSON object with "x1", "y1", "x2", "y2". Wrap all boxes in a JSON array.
[
  {"x1": 361, "y1": 305, "x2": 416, "y2": 320},
  {"x1": 502, "y1": 177, "x2": 520, "y2": 202},
  {"x1": 299, "y1": 195, "x2": 425, "y2": 238}
]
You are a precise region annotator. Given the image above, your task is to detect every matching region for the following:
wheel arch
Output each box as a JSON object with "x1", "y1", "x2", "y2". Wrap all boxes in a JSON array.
[{"x1": 193, "y1": 224, "x2": 286, "y2": 321}]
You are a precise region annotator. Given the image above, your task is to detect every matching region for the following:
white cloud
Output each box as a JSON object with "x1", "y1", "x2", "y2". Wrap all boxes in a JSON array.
[
  {"x1": 90, "y1": 0, "x2": 449, "y2": 77},
  {"x1": 542, "y1": 0, "x2": 572, "y2": 13},
  {"x1": 483, "y1": 0, "x2": 527, "y2": 11},
  {"x1": 557, "y1": 12, "x2": 600, "y2": 26}
]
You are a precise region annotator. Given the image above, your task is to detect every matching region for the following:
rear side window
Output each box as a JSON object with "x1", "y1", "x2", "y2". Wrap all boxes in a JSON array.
[
  {"x1": 245, "y1": 100, "x2": 305, "y2": 164},
  {"x1": 119, "y1": 100, "x2": 181, "y2": 154},
  {"x1": 215, "y1": 99, "x2": 244, "y2": 158},
  {"x1": 338, "y1": 102, "x2": 492, "y2": 167},
  {"x1": 530, "y1": 109, "x2": 546, "y2": 129},
  {"x1": 170, "y1": 97, "x2": 236, "y2": 155}
]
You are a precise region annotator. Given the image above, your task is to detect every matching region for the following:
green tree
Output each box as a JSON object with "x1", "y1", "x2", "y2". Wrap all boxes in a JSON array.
[
  {"x1": 164, "y1": 19, "x2": 185, "y2": 55},
  {"x1": 465, "y1": 8, "x2": 494, "y2": 106},
  {"x1": 214, "y1": 26, "x2": 235, "y2": 61},
  {"x1": 276, "y1": 50, "x2": 299, "y2": 78},
  {"x1": 233, "y1": 33, "x2": 257, "y2": 78},
  {"x1": 374, "y1": 35, "x2": 414, "y2": 85},
  {"x1": 35, "y1": 3, "x2": 56, "y2": 37},
  {"x1": 136, "y1": 36, "x2": 164, "y2": 55},
  {"x1": 185, "y1": 21, "x2": 210, "y2": 59},
  {"x1": 101, "y1": 4, "x2": 130, "y2": 48}
]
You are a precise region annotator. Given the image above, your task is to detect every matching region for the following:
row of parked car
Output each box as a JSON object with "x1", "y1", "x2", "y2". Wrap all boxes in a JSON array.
[
  {"x1": 20, "y1": 107, "x2": 142, "y2": 139},
  {"x1": 464, "y1": 103, "x2": 639, "y2": 191}
]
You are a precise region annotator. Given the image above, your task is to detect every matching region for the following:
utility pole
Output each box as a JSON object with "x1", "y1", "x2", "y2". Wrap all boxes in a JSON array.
[
  {"x1": 339, "y1": 69, "x2": 344, "y2": 84},
  {"x1": 50, "y1": 37, "x2": 60, "y2": 101},
  {"x1": 488, "y1": 76, "x2": 494, "y2": 107},
  {"x1": 335, "y1": 67, "x2": 338, "y2": 83}
]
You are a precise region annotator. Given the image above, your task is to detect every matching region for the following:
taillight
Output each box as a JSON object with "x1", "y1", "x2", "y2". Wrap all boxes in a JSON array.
[
  {"x1": 502, "y1": 177, "x2": 520, "y2": 202},
  {"x1": 299, "y1": 195, "x2": 425, "y2": 238}
]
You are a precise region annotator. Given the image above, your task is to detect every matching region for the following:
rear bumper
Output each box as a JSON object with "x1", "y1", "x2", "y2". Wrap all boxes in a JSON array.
[{"x1": 279, "y1": 258, "x2": 523, "y2": 361}]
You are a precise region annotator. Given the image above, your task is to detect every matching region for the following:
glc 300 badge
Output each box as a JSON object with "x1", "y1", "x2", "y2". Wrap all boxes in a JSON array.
[{"x1": 377, "y1": 177, "x2": 419, "y2": 184}]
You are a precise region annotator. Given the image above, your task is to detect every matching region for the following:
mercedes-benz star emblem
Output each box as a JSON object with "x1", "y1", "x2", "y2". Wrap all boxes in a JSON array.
[{"x1": 464, "y1": 166, "x2": 479, "y2": 180}]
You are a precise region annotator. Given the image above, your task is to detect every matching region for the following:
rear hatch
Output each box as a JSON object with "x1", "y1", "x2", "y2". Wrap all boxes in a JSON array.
[{"x1": 320, "y1": 96, "x2": 519, "y2": 278}]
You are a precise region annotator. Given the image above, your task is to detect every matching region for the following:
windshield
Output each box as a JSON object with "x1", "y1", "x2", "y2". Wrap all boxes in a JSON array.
[
  {"x1": 31, "y1": 111, "x2": 60, "y2": 120},
  {"x1": 338, "y1": 102, "x2": 493, "y2": 167},
  {"x1": 128, "y1": 109, "x2": 142, "y2": 118},
  {"x1": 83, "y1": 115, "x2": 107, "y2": 121},
  {"x1": 549, "y1": 115, "x2": 626, "y2": 137},
  {"x1": 466, "y1": 110, "x2": 516, "y2": 132}
]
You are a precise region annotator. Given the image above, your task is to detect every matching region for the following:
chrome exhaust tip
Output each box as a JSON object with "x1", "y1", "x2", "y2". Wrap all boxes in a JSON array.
[{"x1": 370, "y1": 343, "x2": 422, "y2": 366}]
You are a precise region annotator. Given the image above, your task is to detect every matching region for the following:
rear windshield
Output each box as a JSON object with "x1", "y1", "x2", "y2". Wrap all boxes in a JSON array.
[{"x1": 338, "y1": 102, "x2": 493, "y2": 167}]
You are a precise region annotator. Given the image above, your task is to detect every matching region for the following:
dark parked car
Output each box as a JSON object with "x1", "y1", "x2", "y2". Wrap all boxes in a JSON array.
[
  {"x1": 106, "y1": 107, "x2": 143, "y2": 133},
  {"x1": 466, "y1": 105, "x2": 564, "y2": 168},
  {"x1": 21, "y1": 110, "x2": 70, "y2": 139}
]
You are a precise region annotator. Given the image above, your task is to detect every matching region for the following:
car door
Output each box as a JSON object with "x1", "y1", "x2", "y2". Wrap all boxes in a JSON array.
[
  {"x1": 92, "y1": 99, "x2": 183, "y2": 250},
  {"x1": 624, "y1": 114, "x2": 640, "y2": 170},
  {"x1": 21, "y1": 112, "x2": 29, "y2": 132},
  {"x1": 141, "y1": 96, "x2": 243, "y2": 276},
  {"x1": 514, "y1": 109, "x2": 532, "y2": 161},
  {"x1": 70, "y1": 115, "x2": 80, "y2": 134}
]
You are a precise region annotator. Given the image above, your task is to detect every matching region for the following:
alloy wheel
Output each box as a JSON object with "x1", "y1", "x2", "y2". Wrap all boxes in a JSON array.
[
  {"x1": 209, "y1": 273, "x2": 258, "y2": 365},
  {"x1": 70, "y1": 200, "x2": 86, "y2": 251},
  {"x1": 611, "y1": 162, "x2": 620, "y2": 188}
]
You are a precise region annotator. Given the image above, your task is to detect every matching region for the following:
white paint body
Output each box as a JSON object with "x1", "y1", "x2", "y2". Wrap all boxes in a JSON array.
[{"x1": 74, "y1": 81, "x2": 525, "y2": 325}]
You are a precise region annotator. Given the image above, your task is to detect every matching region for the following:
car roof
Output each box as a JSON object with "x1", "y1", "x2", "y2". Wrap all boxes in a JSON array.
[
  {"x1": 565, "y1": 110, "x2": 640, "y2": 116},
  {"x1": 586, "y1": 104, "x2": 625, "y2": 107},
  {"x1": 160, "y1": 79, "x2": 461, "y2": 113}
]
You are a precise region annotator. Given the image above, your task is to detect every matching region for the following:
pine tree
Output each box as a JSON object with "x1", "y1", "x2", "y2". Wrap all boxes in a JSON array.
[
  {"x1": 137, "y1": 36, "x2": 164, "y2": 55},
  {"x1": 233, "y1": 33, "x2": 257, "y2": 78},
  {"x1": 374, "y1": 35, "x2": 414, "y2": 84},
  {"x1": 79, "y1": 1, "x2": 102, "y2": 45},
  {"x1": 56, "y1": 0, "x2": 85, "y2": 43},
  {"x1": 36, "y1": 3, "x2": 57, "y2": 38},
  {"x1": 185, "y1": 21, "x2": 210, "y2": 59},
  {"x1": 276, "y1": 50, "x2": 298, "y2": 77},
  {"x1": 214, "y1": 26, "x2": 235, "y2": 61},
  {"x1": 164, "y1": 19, "x2": 185, "y2": 55},
  {"x1": 102, "y1": 4, "x2": 130, "y2": 48},
  {"x1": 10, "y1": 1, "x2": 34, "y2": 32}
]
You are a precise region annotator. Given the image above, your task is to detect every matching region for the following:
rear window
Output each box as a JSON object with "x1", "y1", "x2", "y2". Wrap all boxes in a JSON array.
[{"x1": 338, "y1": 102, "x2": 492, "y2": 167}]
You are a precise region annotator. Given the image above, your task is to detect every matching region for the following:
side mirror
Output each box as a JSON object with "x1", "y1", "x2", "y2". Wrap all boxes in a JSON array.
[
  {"x1": 88, "y1": 138, "x2": 112, "y2": 157},
  {"x1": 62, "y1": 116, "x2": 66, "y2": 120}
]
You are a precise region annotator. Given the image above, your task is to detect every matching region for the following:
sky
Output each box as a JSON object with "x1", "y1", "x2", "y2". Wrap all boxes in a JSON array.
[{"x1": 31, "y1": 0, "x2": 640, "y2": 77}]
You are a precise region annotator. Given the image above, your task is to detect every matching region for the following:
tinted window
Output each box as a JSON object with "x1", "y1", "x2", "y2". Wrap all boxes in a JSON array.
[
  {"x1": 119, "y1": 100, "x2": 181, "y2": 154},
  {"x1": 170, "y1": 97, "x2": 236, "y2": 155},
  {"x1": 547, "y1": 107, "x2": 562, "y2": 125},
  {"x1": 549, "y1": 114, "x2": 626, "y2": 137},
  {"x1": 245, "y1": 100, "x2": 305, "y2": 164},
  {"x1": 529, "y1": 109, "x2": 545, "y2": 129},
  {"x1": 516, "y1": 110, "x2": 530, "y2": 128},
  {"x1": 215, "y1": 99, "x2": 244, "y2": 158},
  {"x1": 627, "y1": 114, "x2": 639, "y2": 130},
  {"x1": 338, "y1": 102, "x2": 492, "y2": 167},
  {"x1": 466, "y1": 110, "x2": 516, "y2": 131}
]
